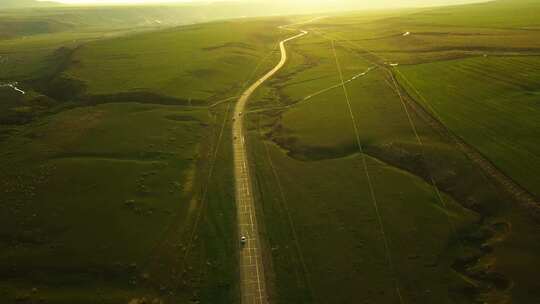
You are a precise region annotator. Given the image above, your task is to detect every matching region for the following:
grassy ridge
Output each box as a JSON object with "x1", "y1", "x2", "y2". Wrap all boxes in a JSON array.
[{"x1": 65, "y1": 19, "x2": 287, "y2": 102}]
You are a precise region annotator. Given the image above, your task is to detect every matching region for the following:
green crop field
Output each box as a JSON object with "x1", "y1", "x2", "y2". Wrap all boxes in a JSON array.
[{"x1": 399, "y1": 56, "x2": 540, "y2": 197}]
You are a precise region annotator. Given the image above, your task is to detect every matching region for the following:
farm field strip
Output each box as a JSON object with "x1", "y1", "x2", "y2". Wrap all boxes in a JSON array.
[
  {"x1": 393, "y1": 65, "x2": 540, "y2": 207},
  {"x1": 394, "y1": 55, "x2": 540, "y2": 193}
]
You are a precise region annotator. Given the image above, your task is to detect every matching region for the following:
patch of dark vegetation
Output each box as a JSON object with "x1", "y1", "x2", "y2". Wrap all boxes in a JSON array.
[
  {"x1": 18, "y1": 46, "x2": 83, "y2": 106},
  {"x1": 0, "y1": 19, "x2": 72, "y2": 40},
  {"x1": 165, "y1": 114, "x2": 198, "y2": 122},
  {"x1": 265, "y1": 123, "x2": 358, "y2": 161},
  {"x1": 24, "y1": 46, "x2": 80, "y2": 85},
  {"x1": 203, "y1": 42, "x2": 254, "y2": 51},
  {"x1": 50, "y1": 152, "x2": 173, "y2": 162},
  {"x1": 0, "y1": 89, "x2": 59, "y2": 126},
  {"x1": 0, "y1": 87, "x2": 24, "y2": 110},
  {"x1": 0, "y1": 223, "x2": 69, "y2": 248},
  {"x1": 34, "y1": 73, "x2": 197, "y2": 108},
  {"x1": 364, "y1": 142, "x2": 506, "y2": 215},
  {"x1": 0, "y1": 126, "x2": 18, "y2": 142},
  {"x1": 123, "y1": 199, "x2": 157, "y2": 216},
  {"x1": 36, "y1": 76, "x2": 87, "y2": 103},
  {"x1": 80, "y1": 91, "x2": 197, "y2": 106},
  {"x1": 452, "y1": 220, "x2": 513, "y2": 299},
  {"x1": 282, "y1": 75, "x2": 335, "y2": 88},
  {"x1": 165, "y1": 114, "x2": 208, "y2": 126},
  {"x1": 188, "y1": 68, "x2": 218, "y2": 78}
]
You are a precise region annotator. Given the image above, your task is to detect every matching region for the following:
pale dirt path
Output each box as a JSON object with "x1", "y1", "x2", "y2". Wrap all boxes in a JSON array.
[{"x1": 233, "y1": 30, "x2": 307, "y2": 304}]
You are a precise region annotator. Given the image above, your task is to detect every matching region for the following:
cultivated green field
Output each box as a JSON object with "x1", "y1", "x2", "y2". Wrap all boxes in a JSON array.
[
  {"x1": 399, "y1": 56, "x2": 540, "y2": 197},
  {"x1": 246, "y1": 0, "x2": 540, "y2": 303}
]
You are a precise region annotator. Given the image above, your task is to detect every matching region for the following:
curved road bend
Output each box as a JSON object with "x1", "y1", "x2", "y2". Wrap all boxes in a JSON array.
[{"x1": 233, "y1": 30, "x2": 308, "y2": 304}]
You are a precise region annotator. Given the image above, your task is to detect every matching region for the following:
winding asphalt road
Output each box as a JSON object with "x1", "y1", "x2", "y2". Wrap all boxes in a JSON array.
[{"x1": 233, "y1": 29, "x2": 308, "y2": 304}]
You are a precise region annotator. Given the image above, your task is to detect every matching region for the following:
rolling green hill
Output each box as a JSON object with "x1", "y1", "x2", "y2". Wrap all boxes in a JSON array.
[{"x1": 63, "y1": 19, "x2": 287, "y2": 102}]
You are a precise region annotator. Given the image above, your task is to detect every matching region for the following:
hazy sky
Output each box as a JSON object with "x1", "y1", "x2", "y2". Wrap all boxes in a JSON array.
[
  {"x1": 43, "y1": 0, "x2": 484, "y2": 4},
  {"x1": 42, "y1": 0, "x2": 196, "y2": 3}
]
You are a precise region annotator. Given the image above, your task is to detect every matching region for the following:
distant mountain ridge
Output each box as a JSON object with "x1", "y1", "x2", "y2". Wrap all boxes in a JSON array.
[{"x1": 0, "y1": 0, "x2": 59, "y2": 9}]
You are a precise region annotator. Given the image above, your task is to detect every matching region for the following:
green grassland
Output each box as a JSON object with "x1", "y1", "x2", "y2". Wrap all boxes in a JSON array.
[
  {"x1": 2, "y1": 0, "x2": 540, "y2": 303},
  {"x1": 64, "y1": 19, "x2": 287, "y2": 101},
  {"x1": 0, "y1": 5, "x2": 289, "y2": 83},
  {"x1": 0, "y1": 102, "x2": 211, "y2": 303},
  {"x1": 0, "y1": 12, "x2": 291, "y2": 303},
  {"x1": 399, "y1": 56, "x2": 540, "y2": 197},
  {"x1": 248, "y1": 133, "x2": 482, "y2": 303},
  {"x1": 246, "y1": 1, "x2": 540, "y2": 303}
]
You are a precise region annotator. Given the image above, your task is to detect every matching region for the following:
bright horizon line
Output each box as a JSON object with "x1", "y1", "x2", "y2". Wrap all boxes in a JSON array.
[
  {"x1": 38, "y1": 0, "x2": 207, "y2": 4},
  {"x1": 37, "y1": 0, "x2": 493, "y2": 9}
]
